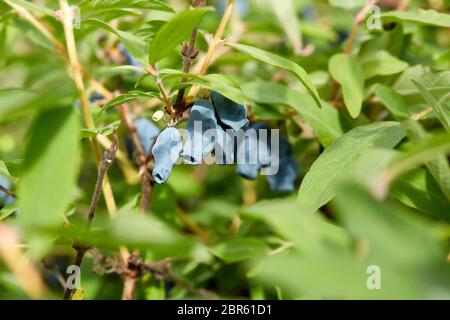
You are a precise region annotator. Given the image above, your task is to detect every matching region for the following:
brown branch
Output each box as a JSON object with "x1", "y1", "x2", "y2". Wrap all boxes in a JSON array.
[
  {"x1": 92, "y1": 251, "x2": 217, "y2": 299},
  {"x1": 0, "y1": 185, "x2": 16, "y2": 199},
  {"x1": 344, "y1": 0, "x2": 378, "y2": 54},
  {"x1": 117, "y1": 104, "x2": 154, "y2": 300},
  {"x1": 86, "y1": 138, "x2": 118, "y2": 230},
  {"x1": 188, "y1": 0, "x2": 235, "y2": 99},
  {"x1": 112, "y1": 32, "x2": 174, "y2": 299},
  {"x1": 63, "y1": 139, "x2": 118, "y2": 300},
  {"x1": 173, "y1": 30, "x2": 200, "y2": 111},
  {"x1": 173, "y1": 0, "x2": 204, "y2": 112},
  {"x1": 118, "y1": 105, "x2": 153, "y2": 213}
]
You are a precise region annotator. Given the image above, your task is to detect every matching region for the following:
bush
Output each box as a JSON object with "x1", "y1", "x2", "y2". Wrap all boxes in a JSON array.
[{"x1": 0, "y1": 0, "x2": 449, "y2": 300}]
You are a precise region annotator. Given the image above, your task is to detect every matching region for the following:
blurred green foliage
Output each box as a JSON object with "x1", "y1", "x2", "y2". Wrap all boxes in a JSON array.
[{"x1": 0, "y1": 0, "x2": 449, "y2": 300}]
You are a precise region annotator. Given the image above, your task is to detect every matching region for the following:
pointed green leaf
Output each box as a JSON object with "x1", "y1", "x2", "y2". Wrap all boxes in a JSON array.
[
  {"x1": 404, "y1": 120, "x2": 450, "y2": 201},
  {"x1": 329, "y1": 53, "x2": 364, "y2": 118},
  {"x1": 412, "y1": 80, "x2": 450, "y2": 133},
  {"x1": 360, "y1": 51, "x2": 408, "y2": 79},
  {"x1": 374, "y1": 84, "x2": 409, "y2": 120},
  {"x1": 382, "y1": 9, "x2": 450, "y2": 28},
  {"x1": 298, "y1": 122, "x2": 406, "y2": 210},
  {"x1": 148, "y1": 7, "x2": 211, "y2": 64},
  {"x1": 84, "y1": 19, "x2": 149, "y2": 66},
  {"x1": 227, "y1": 43, "x2": 321, "y2": 108},
  {"x1": 18, "y1": 107, "x2": 80, "y2": 227},
  {"x1": 242, "y1": 81, "x2": 349, "y2": 147},
  {"x1": 211, "y1": 238, "x2": 269, "y2": 263},
  {"x1": 382, "y1": 133, "x2": 450, "y2": 185}
]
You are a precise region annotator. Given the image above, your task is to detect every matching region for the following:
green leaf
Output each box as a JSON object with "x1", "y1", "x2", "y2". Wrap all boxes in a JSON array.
[
  {"x1": 374, "y1": 84, "x2": 409, "y2": 120},
  {"x1": 211, "y1": 238, "x2": 269, "y2": 263},
  {"x1": 148, "y1": 7, "x2": 211, "y2": 64},
  {"x1": 360, "y1": 51, "x2": 408, "y2": 79},
  {"x1": 382, "y1": 133, "x2": 450, "y2": 186},
  {"x1": 412, "y1": 80, "x2": 450, "y2": 133},
  {"x1": 0, "y1": 80, "x2": 77, "y2": 123},
  {"x1": 18, "y1": 107, "x2": 80, "y2": 227},
  {"x1": 79, "y1": 0, "x2": 173, "y2": 16},
  {"x1": 0, "y1": 160, "x2": 11, "y2": 179},
  {"x1": 227, "y1": 43, "x2": 321, "y2": 108},
  {"x1": 242, "y1": 81, "x2": 349, "y2": 147},
  {"x1": 269, "y1": 0, "x2": 302, "y2": 55},
  {"x1": 298, "y1": 122, "x2": 406, "y2": 210},
  {"x1": 0, "y1": 206, "x2": 16, "y2": 221},
  {"x1": 332, "y1": 185, "x2": 450, "y2": 298},
  {"x1": 57, "y1": 211, "x2": 199, "y2": 259},
  {"x1": 251, "y1": 187, "x2": 450, "y2": 299},
  {"x1": 101, "y1": 91, "x2": 159, "y2": 112},
  {"x1": 171, "y1": 73, "x2": 247, "y2": 105},
  {"x1": 80, "y1": 120, "x2": 121, "y2": 139},
  {"x1": 241, "y1": 198, "x2": 350, "y2": 255},
  {"x1": 391, "y1": 168, "x2": 450, "y2": 222},
  {"x1": 5, "y1": 0, "x2": 53, "y2": 15},
  {"x1": 328, "y1": 0, "x2": 365, "y2": 9},
  {"x1": 404, "y1": 121, "x2": 450, "y2": 201},
  {"x1": 334, "y1": 185, "x2": 446, "y2": 267},
  {"x1": 84, "y1": 19, "x2": 149, "y2": 66},
  {"x1": 329, "y1": 53, "x2": 364, "y2": 118},
  {"x1": 382, "y1": 9, "x2": 450, "y2": 28}
]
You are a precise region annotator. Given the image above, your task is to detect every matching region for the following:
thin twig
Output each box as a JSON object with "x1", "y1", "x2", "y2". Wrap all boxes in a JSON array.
[
  {"x1": 410, "y1": 107, "x2": 433, "y2": 121},
  {"x1": 58, "y1": 0, "x2": 119, "y2": 217},
  {"x1": 344, "y1": 0, "x2": 378, "y2": 55},
  {"x1": 9, "y1": 1, "x2": 136, "y2": 298},
  {"x1": 118, "y1": 105, "x2": 153, "y2": 213},
  {"x1": 93, "y1": 252, "x2": 218, "y2": 299},
  {"x1": 0, "y1": 185, "x2": 16, "y2": 199},
  {"x1": 397, "y1": 0, "x2": 410, "y2": 11},
  {"x1": 173, "y1": 0, "x2": 204, "y2": 112},
  {"x1": 0, "y1": 224, "x2": 47, "y2": 299},
  {"x1": 87, "y1": 138, "x2": 119, "y2": 230},
  {"x1": 188, "y1": 0, "x2": 235, "y2": 98},
  {"x1": 63, "y1": 139, "x2": 118, "y2": 300}
]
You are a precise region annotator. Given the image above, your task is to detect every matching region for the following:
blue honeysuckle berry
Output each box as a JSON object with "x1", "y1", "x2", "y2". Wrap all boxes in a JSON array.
[
  {"x1": 181, "y1": 99, "x2": 218, "y2": 165},
  {"x1": 301, "y1": 5, "x2": 316, "y2": 22},
  {"x1": 235, "y1": 123, "x2": 270, "y2": 180},
  {"x1": 118, "y1": 43, "x2": 142, "y2": 67},
  {"x1": 235, "y1": 124, "x2": 298, "y2": 192},
  {"x1": 0, "y1": 174, "x2": 14, "y2": 207},
  {"x1": 89, "y1": 91, "x2": 104, "y2": 103},
  {"x1": 337, "y1": 30, "x2": 350, "y2": 46},
  {"x1": 134, "y1": 117, "x2": 160, "y2": 156},
  {"x1": 215, "y1": 125, "x2": 236, "y2": 165},
  {"x1": 236, "y1": 163, "x2": 260, "y2": 180},
  {"x1": 266, "y1": 137, "x2": 298, "y2": 192},
  {"x1": 217, "y1": 0, "x2": 249, "y2": 18},
  {"x1": 210, "y1": 91, "x2": 249, "y2": 130},
  {"x1": 152, "y1": 127, "x2": 183, "y2": 184}
]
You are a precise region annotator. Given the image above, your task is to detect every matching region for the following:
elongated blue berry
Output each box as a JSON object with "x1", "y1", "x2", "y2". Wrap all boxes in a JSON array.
[
  {"x1": 181, "y1": 100, "x2": 217, "y2": 165},
  {"x1": 211, "y1": 91, "x2": 248, "y2": 130},
  {"x1": 152, "y1": 127, "x2": 183, "y2": 184},
  {"x1": 118, "y1": 43, "x2": 142, "y2": 67},
  {"x1": 266, "y1": 137, "x2": 297, "y2": 192},
  {"x1": 235, "y1": 123, "x2": 270, "y2": 179},
  {"x1": 134, "y1": 117, "x2": 160, "y2": 155},
  {"x1": 214, "y1": 125, "x2": 236, "y2": 165}
]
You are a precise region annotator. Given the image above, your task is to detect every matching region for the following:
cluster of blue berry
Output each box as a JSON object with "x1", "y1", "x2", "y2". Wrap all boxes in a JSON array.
[{"x1": 131, "y1": 92, "x2": 298, "y2": 192}]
